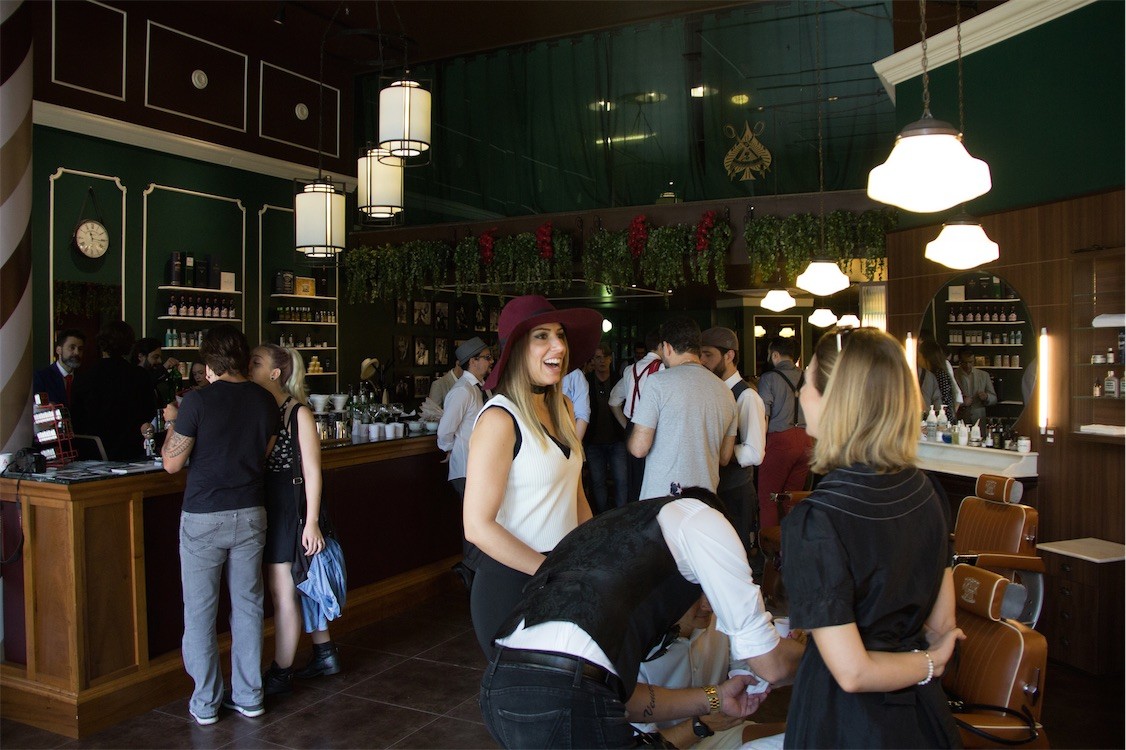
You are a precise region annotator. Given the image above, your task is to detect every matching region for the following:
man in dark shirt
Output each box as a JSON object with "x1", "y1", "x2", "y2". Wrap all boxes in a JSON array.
[
  {"x1": 583, "y1": 343, "x2": 627, "y2": 514},
  {"x1": 161, "y1": 324, "x2": 278, "y2": 725},
  {"x1": 70, "y1": 321, "x2": 155, "y2": 460},
  {"x1": 32, "y1": 328, "x2": 84, "y2": 408},
  {"x1": 132, "y1": 336, "x2": 181, "y2": 408}
]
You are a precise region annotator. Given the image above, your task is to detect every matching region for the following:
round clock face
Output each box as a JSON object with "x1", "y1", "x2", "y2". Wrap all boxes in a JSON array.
[{"x1": 74, "y1": 219, "x2": 109, "y2": 258}]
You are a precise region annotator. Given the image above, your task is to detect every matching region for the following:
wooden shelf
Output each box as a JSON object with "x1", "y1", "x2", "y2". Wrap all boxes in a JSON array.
[
  {"x1": 271, "y1": 293, "x2": 336, "y2": 301},
  {"x1": 157, "y1": 316, "x2": 242, "y2": 323},
  {"x1": 947, "y1": 343, "x2": 1024, "y2": 348},
  {"x1": 270, "y1": 321, "x2": 335, "y2": 326},
  {"x1": 158, "y1": 285, "x2": 241, "y2": 295},
  {"x1": 947, "y1": 320, "x2": 1027, "y2": 326},
  {"x1": 306, "y1": 371, "x2": 338, "y2": 376},
  {"x1": 294, "y1": 346, "x2": 337, "y2": 350}
]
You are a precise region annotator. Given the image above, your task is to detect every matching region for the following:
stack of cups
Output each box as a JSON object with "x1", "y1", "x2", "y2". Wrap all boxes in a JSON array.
[{"x1": 368, "y1": 423, "x2": 384, "y2": 441}]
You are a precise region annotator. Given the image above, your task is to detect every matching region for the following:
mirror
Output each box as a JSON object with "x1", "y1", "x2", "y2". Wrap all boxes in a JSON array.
[
  {"x1": 753, "y1": 315, "x2": 803, "y2": 378},
  {"x1": 920, "y1": 272, "x2": 1034, "y2": 424}
]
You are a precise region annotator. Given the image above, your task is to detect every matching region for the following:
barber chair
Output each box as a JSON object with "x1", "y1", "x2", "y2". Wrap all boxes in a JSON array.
[
  {"x1": 952, "y1": 474, "x2": 1044, "y2": 627},
  {"x1": 758, "y1": 491, "x2": 810, "y2": 610},
  {"x1": 943, "y1": 564, "x2": 1048, "y2": 748}
]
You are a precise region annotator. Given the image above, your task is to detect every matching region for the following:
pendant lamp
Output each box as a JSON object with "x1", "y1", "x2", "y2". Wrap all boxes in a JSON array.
[
  {"x1": 295, "y1": 179, "x2": 346, "y2": 258},
  {"x1": 808, "y1": 307, "x2": 839, "y2": 328},
  {"x1": 357, "y1": 146, "x2": 404, "y2": 222},
  {"x1": 761, "y1": 289, "x2": 796, "y2": 312},
  {"x1": 378, "y1": 74, "x2": 431, "y2": 163},
  {"x1": 837, "y1": 314, "x2": 861, "y2": 329},
  {"x1": 866, "y1": 0, "x2": 990, "y2": 213}
]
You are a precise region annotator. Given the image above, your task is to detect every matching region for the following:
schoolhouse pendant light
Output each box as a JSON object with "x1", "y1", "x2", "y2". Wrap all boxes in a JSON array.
[
  {"x1": 808, "y1": 307, "x2": 839, "y2": 328},
  {"x1": 837, "y1": 314, "x2": 861, "y2": 329},
  {"x1": 357, "y1": 146, "x2": 404, "y2": 222},
  {"x1": 866, "y1": 0, "x2": 990, "y2": 213},
  {"x1": 761, "y1": 289, "x2": 796, "y2": 312},
  {"x1": 378, "y1": 75, "x2": 431, "y2": 163},
  {"x1": 925, "y1": 214, "x2": 998, "y2": 269},
  {"x1": 295, "y1": 179, "x2": 346, "y2": 258},
  {"x1": 796, "y1": 260, "x2": 850, "y2": 296}
]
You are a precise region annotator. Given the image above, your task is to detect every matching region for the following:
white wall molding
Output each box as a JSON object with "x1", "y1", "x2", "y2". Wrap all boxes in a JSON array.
[{"x1": 873, "y1": 0, "x2": 1096, "y2": 103}]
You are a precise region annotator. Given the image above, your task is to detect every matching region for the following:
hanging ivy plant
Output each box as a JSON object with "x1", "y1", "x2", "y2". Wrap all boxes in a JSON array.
[
  {"x1": 453, "y1": 233, "x2": 482, "y2": 294},
  {"x1": 780, "y1": 213, "x2": 818, "y2": 284},
  {"x1": 825, "y1": 209, "x2": 858, "y2": 272},
  {"x1": 54, "y1": 281, "x2": 120, "y2": 320},
  {"x1": 582, "y1": 227, "x2": 631, "y2": 290},
  {"x1": 856, "y1": 208, "x2": 898, "y2": 281},
  {"x1": 343, "y1": 244, "x2": 379, "y2": 304},
  {"x1": 745, "y1": 214, "x2": 783, "y2": 285},
  {"x1": 641, "y1": 224, "x2": 690, "y2": 292},
  {"x1": 343, "y1": 239, "x2": 451, "y2": 302},
  {"x1": 689, "y1": 210, "x2": 732, "y2": 291}
]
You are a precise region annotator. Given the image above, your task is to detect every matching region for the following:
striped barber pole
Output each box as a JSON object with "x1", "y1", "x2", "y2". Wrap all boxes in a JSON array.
[{"x1": 1, "y1": 0, "x2": 34, "y2": 452}]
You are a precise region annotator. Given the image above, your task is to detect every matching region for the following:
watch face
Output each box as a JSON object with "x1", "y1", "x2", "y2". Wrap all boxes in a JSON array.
[{"x1": 75, "y1": 220, "x2": 110, "y2": 258}]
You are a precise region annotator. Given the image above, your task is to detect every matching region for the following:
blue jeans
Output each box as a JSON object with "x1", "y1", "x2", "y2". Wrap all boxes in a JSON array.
[
  {"x1": 179, "y1": 508, "x2": 266, "y2": 717},
  {"x1": 586, "y1": 441, "x2": 628, "y2": 514},
  {"x1": 480, "y1": 651, "x2": 636, "y2": 749}
]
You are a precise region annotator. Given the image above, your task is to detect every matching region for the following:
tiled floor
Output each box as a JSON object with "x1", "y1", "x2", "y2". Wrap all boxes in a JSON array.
[{"x1": 2, "y1": 585, "x2": 1122, "y2": 749}]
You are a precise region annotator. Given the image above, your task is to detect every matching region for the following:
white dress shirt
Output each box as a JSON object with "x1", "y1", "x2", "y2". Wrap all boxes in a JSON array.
[
  {"x1": 727, "y1": 372, "x2": 767, "y2": 468},
  {"x1": 436, "y1": 372, "x2": 484, "y2": 481}
]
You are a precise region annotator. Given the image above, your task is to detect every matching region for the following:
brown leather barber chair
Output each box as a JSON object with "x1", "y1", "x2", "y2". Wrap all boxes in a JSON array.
[
  {"x1": 758, "y1": 491, "x2": 810, "y2": 610},
  {"x1": 943, "y1": 564, "x2": 1048, "y2": 748}
]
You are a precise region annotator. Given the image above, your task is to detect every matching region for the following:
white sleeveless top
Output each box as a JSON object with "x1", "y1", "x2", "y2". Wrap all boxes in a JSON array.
[{"x1": 475, "y1": 394, "x2": 583, "y2": 553}]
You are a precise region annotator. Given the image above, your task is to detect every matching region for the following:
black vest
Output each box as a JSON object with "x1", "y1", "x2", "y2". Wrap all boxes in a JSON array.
[
  {"x1": 499, "y1": 493, "x2": 718, "y2": 695},
  {"x1": 717, "y1": 379, "x2": 753, "y2": 491}
]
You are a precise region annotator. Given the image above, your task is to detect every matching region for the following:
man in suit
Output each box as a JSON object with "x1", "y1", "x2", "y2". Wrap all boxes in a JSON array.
[{"x1": 32, "y1": 328, "x2": 85, "y2": 408}]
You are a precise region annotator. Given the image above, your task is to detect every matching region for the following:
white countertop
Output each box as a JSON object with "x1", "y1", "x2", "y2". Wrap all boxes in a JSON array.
[
  {"x1": 1037, "y1": 538, "x2": 1126, "y2": 563},
  {"x1": 915, "y1": 440, "x2": 1038, "y2": 478}
]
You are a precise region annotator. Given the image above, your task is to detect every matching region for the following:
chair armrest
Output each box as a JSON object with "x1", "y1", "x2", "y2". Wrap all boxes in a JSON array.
[{"x1": 973, "y1": 553, "x2": 1045, "y2": 573}]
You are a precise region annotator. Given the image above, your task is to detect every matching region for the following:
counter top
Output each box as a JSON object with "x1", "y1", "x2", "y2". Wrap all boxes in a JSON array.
[
  {"x1": 1037, "y1": 537, "x2": 1126, "y2": 563},
  {"x1": 915, "y1": 439, "x2": 1037, "y2": 478}
]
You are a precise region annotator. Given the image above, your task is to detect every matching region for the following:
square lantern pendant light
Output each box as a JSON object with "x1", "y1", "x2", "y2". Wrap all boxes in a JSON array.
[
  {"x1": 378, "y1": 74, "x2": 431, "y2": 166},
  {"x1": 357, "y1": 145, "x2": 404, "y2": 223},
  {"x1": 867, "y1": 0, "x2": 990, "y2": 213},
  {"x1": 295, "y1": 178, "x2": 346, "y2": 259}
]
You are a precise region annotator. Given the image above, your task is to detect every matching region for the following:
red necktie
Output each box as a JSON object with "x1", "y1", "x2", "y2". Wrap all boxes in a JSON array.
[{"x1": 64, "y1": 373, "x2": 73, "y2": 404}]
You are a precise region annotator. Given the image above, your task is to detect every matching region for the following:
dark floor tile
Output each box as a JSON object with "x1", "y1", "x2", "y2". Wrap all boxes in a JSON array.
[
  {"x1": 293, "y1": 643, "x2": 406, "y2": 693},
  {"x1": 415, "y1": 628, "x2": 489, "y2": 670},
  {"x1": 443, "y1": 695, "x2": 486, "y2": 725},
  {"x1": 248, "y1": 693, "x2": 435, "y2": 749},
  {"x1": 215, "y1": 735, "x2": 290, "y2": 749},
  {"x1": 342, "y1": 611, "x2": 472, "y2": 659},
  {"x1": 56, "y1": 710, "x2": 237, "y2": 749},
  {"x1": 343, "y1": 658, "x2": 482, "y2": 715},
  {"x1": 389, "y1": 716, "x2": 499, "y2": 749},
  {"x1": 1040, "y1": 663, "x2": 1124, "y2": 749},
  {"x1": 0, "y1": 718, "x2": 71, "y2": 749},
  {"x1": 153, "y1": 686, "x2": 330, "y2": 740}
]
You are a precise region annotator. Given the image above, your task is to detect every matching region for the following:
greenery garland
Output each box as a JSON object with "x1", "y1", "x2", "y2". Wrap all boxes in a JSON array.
[
  {"x1": 641, "y1": 224, "x2": 691, "y2": 292},
  {"x1": 582, "y1": 227, "x2": 631, "y2": 291},
  {"x1": 856, "y1": 208, "x2": 898, "y2": 280},
  {"x1": 745, "y1": 214, "x2": 784, "y2": 285},
  {"x1": 343, "y1": 240, "x2": 450, "y2": 302},
  {"x1": 689, "y1": 211, "x2": 732, "y2": 291}
]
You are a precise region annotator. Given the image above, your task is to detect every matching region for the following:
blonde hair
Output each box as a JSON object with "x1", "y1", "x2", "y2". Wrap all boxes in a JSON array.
[
  {"x1": 260, "y1": 343, "x2": 309, "y2": 405},
  {"x1": 497, "y1": 332, "x2": 583, "y2": 459},
  {"x1": 808, "y1": 327, "x2": 921, "y2": 475}
]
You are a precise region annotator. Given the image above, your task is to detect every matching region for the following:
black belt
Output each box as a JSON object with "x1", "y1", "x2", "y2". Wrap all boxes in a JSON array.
[{"x1": 496, "y1": 648, "x2": 624, "y2": 698}]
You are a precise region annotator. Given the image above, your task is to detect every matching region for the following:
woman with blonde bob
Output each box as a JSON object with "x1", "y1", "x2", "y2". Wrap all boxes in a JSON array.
[
  {"x1": 780, "y1": 327, "x2": 965, "y2": 748},
  {"x1": 463, "y1": 295, "x2": 602, "y2": 657}
]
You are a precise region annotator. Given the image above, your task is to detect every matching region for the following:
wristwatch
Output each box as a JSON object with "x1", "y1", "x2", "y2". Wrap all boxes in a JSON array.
[{"x1": 692, "y1": 717, "x2": 714, "y2": 738}]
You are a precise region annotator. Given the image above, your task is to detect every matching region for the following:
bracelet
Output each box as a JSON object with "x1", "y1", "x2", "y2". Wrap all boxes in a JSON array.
[
  {"x1": 703, "y1": 684, "x2": 720, "y2": 714},
  {"x1": 912, "y1": 649, "x2": 934, "y2": 685}
]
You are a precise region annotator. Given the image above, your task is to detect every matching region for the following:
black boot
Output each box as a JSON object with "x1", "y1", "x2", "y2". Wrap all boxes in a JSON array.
[
  {"x1": 263, "y1": 661, "x2": 293, "y2": 695},
  {"x1": 294, "y1": 641, "x2": 340, "y2": 679}
]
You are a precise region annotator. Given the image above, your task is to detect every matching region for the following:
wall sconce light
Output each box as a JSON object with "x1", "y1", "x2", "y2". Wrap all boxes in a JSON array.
[
  {"x1": 905, "y1": 331, "x2": 917, "y2": 372},
  {"x1": 1038, "y1": 327, "x2": 1049, "y2": 434}
]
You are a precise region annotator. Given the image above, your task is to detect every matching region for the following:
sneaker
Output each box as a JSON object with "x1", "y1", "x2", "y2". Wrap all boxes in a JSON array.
[
  {"x1": 222, "y1": 694, "x2": 265, "y2": 718},
  {"x1": 189, "y1": 709, "x2": 219, "y2": 726}
]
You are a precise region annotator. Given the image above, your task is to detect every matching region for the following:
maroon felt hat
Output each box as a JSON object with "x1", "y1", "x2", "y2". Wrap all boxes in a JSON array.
[{"x1": 482, "y1": 295, "x2": 604, "y2": 392}]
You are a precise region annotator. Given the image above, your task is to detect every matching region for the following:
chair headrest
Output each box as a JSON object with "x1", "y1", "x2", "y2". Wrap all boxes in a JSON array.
[
  {"x1": 953, "y1": 564, "x2": 1009, "y2": 621},
  {"x1": 974, "y1": 474, "x2": 1023, "y2": 504}
]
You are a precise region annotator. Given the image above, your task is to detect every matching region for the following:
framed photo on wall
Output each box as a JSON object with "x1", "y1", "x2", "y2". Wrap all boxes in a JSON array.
[
  {"x1": 396, "y1": 299, "x2": 409, "y2": 325},
  {"x1": 394, "y1": 375, "x2": 411, "y2": 402},
  {"x1": 489, "y1": 307, "x2": 499, "y2": 332},
  {"x1": 414, "y1": 335, "x2": 431, "y2": 366},
  {"x1": 413, "y1": 375, "x2": 431, "y2": 398},
  {"x1": 434, "y1": 337, "x2": 449, "y2": 367},
  {"x1": 434, "y1": 301, "x2": 449, "y2": 330},
  {"x1": 454, "y1": 301, "x2": 469, "y2": 332},
  {"x1": 394, "y1": 335, "x2": 411, "y2": 364},
  {"x1": 474, "y1": 304, "x2": 487, "y2": 332},
  {"x1": 413, "y1": 300, "x2": 432, "y2": 326}
]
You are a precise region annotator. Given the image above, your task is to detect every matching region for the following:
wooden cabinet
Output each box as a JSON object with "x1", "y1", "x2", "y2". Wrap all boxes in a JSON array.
[
  {"x1": 265, "y1": 267, "x2": 340, "y2": 392},
  {"x1": 1069, "y1": 246, "x2": 1125, "y2": 441},
  {"x1": 1037, "y1": 538, "x2": 1124, "y2": 675}
]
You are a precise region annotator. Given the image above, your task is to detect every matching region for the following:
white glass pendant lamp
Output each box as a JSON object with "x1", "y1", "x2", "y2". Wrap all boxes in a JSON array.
[
  {"x1": 796, "y1": 259, "x2": 850, "y2": 296},
  {"x1": 837, "y1": 314, "x2": 861, "y2": 329},
  {"x1": 867, "y1": 116, "x2": 991, "y2": 213},
  {"x1": 357, "y1": 147, "x2": 404, "y2": 221},
  {"x1": 761, "y1": 289, "x2": 796, "y2": 312},
  {"x1": 379, "y1": 76, "x2": 431, "y2": 161},
  {"x1": 924, "y1": 213, "x2": 998, "y2": 269},
  {"x1": 295, "y1": 179, "x2": 346, "y2": 258},
  {"x1": 808, "y1": 307, "x2": 838, "y2": 328}
]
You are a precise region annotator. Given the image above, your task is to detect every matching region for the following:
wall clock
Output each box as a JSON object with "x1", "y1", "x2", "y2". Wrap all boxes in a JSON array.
[{"x1": 74, "y1": 219, "x2": 110, "y2": 258}]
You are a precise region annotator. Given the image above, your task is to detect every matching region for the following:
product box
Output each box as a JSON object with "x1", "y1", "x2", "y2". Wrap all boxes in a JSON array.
[
  {"x1": 220, "y1": 271, "x2": 236, "y2": 292},
  {"x1": 195, "y1": 256, "x2": 210, "y2": 288},
  {"x1": 183, "y1": 254, "x2": 196, "y2": 287},
  {"x1": 947, "y1": 285, "x2": 965, "y2": 302},
  {"x1": 294, "y1": 276, "x2": 316, "y2": 296},
  {"x1": 169, "y1": 252, "x2": 183, "y2": 286},
  {"x1": 209, "y1": 258, "x2": 222, "y2": 288}
]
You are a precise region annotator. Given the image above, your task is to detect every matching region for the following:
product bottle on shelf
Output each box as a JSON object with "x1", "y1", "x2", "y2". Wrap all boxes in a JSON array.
[
  {"x1": 178, "y1": 296, "x2": 187, "y2": 316},
  {"x1": 168, "y1": 298, "x2": 177, "y2": 316},
  {"x1": 1104, "y1": 371, "x2": 1120, "y2": 399}
]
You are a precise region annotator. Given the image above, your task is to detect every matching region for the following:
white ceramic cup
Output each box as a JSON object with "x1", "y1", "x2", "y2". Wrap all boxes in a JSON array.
[
  {"x1": 390, "y1": 422, "x2": 404, "y2": 438},
  {"x1": 368, "y1": 423, "x2": 384, "y2": 440},
  {"x1": 773, "y1": 616, "x2": 790, "y2": 638},
  {"x1": 0, "y1": 452, "x2": 13, "y2": 472},
  {"x1": 1017, "y1": 437, "x2": 1032, "y2": 453}
]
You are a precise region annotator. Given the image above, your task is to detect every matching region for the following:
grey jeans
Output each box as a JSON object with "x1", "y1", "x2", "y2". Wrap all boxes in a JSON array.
[{"x1": 179, "y1": 508, "x2": 267, "y2": 717}]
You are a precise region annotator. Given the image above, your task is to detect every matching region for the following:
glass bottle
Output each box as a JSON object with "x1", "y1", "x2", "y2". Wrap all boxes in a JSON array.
[{"x1": 178, "y1": 295, "x2": 188, "y2": 316}]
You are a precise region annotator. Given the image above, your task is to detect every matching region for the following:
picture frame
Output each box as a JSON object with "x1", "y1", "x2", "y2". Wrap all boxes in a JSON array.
[
  {"x1": 413, "y1": 300, "x2": 432, "y2": 326},
  {"x1": 394, "y1": 375, "x2": 412, "y2": 402},
  {"x1": 413, "y1": 375, "x2": 431, "y2": 398},
  {"x1": 434, "y1": 301, "x2": 449, "y2": 330},
  {"x1": 394, "y1": 335, "x2": 411, "y2": 364},
  {"x1": 414, "y1": 335, "x2": 431, "y2": 366},
  {"x1": 454, "y1": 301, "x2": 469, "y2": 332},
  {"x1": 489, "y1": 307, "x2": 500, "y2": 332},
  {"x1": 294, "y1": 276, "x2": 316, "y2": 297},
  {"x1": 474, "y1": 304, "x2": 487, "y2": 332},
  {"x1": 396, "y1": 299, "x2": 409, "y2": 325},
  {"x1": 434, "y1": 337, "x2": 449, "y2": 367}
]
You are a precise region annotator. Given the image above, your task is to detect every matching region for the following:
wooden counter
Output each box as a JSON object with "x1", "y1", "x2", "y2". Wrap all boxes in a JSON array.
[{"x1": 0, "y1": 435, "x2": 461, "y2": 738}]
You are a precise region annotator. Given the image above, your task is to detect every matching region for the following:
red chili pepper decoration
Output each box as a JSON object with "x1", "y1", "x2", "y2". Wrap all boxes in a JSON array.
[
  {"x1": 479, "y1": 229, "x2": 497, "y2": 265},
  {"x1": 537, "y1": 221, "x2": 554, "y2": 259},
  {"x1": 695, "y1": 210, "x2": 717, "y2": 254},
  {"x1": 628, "y1": 214, "x2": 648, "y2": 259}
]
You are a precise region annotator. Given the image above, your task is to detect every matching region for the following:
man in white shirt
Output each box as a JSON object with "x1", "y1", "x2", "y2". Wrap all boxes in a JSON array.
[
  {"x1": 609, "y1": 329, "x2": 664, "y2": 501},
  {"x1": 436, "y1": 337, "x2": 493, "y2": 497},
  {"x1": 699, "y1": 327, "x2": 766, "y2": 559},
  {"x1": 562, "y1": 368, "x2": 591, "y2": 440}
]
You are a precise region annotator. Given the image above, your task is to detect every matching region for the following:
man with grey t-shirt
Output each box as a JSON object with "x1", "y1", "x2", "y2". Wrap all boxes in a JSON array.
[{"x1": 628, "y1": 317, "x2": 738, "y2": 500}]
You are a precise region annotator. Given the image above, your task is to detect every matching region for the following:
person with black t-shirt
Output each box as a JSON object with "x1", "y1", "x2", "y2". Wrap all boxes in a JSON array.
[
  {"x1": 161, "y1": 324, "x2": 278, "y2": 726},
  {"x1": 583, "y1": 343, "x2": 628, "y2": 514}
]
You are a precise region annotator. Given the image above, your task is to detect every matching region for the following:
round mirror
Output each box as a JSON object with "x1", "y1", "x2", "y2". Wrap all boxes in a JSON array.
[{"x1": 919, "y1": 272, "x2": 1034, "y2": 426}]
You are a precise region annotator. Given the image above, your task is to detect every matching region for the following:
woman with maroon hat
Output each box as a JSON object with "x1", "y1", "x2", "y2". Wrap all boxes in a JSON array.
[{"x1": 463, "y1": 295, "x2": 604, "y2": 656}]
